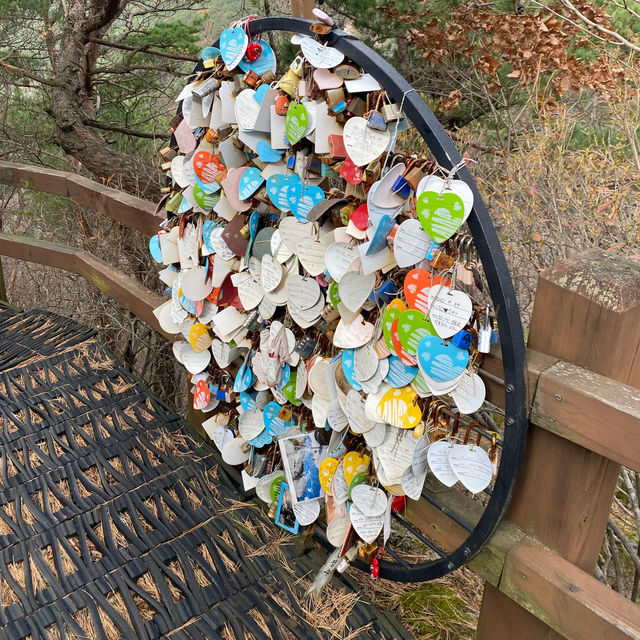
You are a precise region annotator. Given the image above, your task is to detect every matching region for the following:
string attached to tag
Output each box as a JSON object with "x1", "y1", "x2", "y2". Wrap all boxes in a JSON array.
[
  {"x1": 381, "y1": 88, "x2": 416, "y2": 174},
  {"x1": 435, "y1": 158, "x2": 477, "y2": 196}
]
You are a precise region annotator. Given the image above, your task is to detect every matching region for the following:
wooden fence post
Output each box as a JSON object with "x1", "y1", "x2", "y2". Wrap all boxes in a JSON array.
[
  {"x1": 291, "y1": 0, "x2": 315, "y2": 19},
  {"x1": 478, "y1": 249, "x2": 640, "y2": 639}
]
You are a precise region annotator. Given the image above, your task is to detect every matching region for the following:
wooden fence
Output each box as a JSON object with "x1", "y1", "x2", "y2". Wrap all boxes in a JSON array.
[{"x1": 1, "y1": 160, "x2": 640, "y2": 639}]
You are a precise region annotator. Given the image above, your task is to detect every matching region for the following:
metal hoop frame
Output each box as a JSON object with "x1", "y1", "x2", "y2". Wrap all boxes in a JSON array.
[{"x1": 202, "y1": 16, "x2": 528, "y2": 583}]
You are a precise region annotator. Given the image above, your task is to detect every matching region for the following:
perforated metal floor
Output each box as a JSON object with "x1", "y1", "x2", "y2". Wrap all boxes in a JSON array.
[{"x1": 0, "y1": 306, "x2": 412, "y2": 640}]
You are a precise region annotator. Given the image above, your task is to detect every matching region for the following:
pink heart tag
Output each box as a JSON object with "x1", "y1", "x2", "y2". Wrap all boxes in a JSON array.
[{"x1": 313, "y1": 68, "x2": 344, "y2": 90}]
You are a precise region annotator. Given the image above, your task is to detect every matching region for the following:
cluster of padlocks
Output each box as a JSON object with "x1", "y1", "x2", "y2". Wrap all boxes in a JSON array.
[{"x1": 150, "y1": 10, "x2": 499, "y2": 580}]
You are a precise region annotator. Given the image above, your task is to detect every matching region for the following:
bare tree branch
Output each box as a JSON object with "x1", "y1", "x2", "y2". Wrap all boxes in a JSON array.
[
  {"x1": 83, "y1": 118, "x2": 169, "y2": 139},
  {"x1": 88, "y1": 37, "x2": 199, "y2": 62}
]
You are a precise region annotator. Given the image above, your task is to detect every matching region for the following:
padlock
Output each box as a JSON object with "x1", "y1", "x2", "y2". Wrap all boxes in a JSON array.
[
  {"x1": 321, "y1": 304, "x2": 340, "y2": 324},
  {"x1": 165, "y1": 191, "x2": 183, "y2": 213},
  {"x1": 278, "y1": 69, "x2": 300, "y2": 98},
  {"x1": 357, "y1": 542, "x2": 379, "y2": 563},
  {"x1": 328, "y1": 134, "x2": 347, "y2": 158},
  {"x1": 204, "y1": 128, "x2": 219, "y2": 144},
  {"x1": 203, "y1": 57, "x2": 217, "y2": 70},
  {"x1": 305, "y1": 155, "x2": 323, "y2": 175},
  {"x1": 326, "y1": 88, "x2": 346, "y2": 110},
  {"x1": 477, "y1": 307, "x2": 492, "y2": 353},
  {"x1": 432, "y1": 247, "x2": 454, "y2": 270},
  {"x1": 344, "y1": 182, "x2": 366, "y2": 200},
  {"x1": 231, "y1": 74, "x2": 245, "y2": 97},
  {"x1": 332, "y1": 100, "x2": 347, "y2": 114},
  {"x1": 159, "y1": 147, "x2": 175, "y2": 161},
  {"x1": 295, "y1": 335, "x2": 315, "y2": 359},
  {"x1": 451, "y1": 330, "x2": 473, "y2": 350},
  {"x1": 310, "y1": 22, "x2": 332, "y2": 35},
  {"x1": 192, "y1": 77, "x2": 220, "y2": 99},
  {"x1": 382, "y1": 102, "x2": 403, "y2": 123},
  {"x1": 245, "y1": 40, "x2": 262, "y2": 62},
  {"x1": 391, "y1": 158, "x2": 418, "y2": 199},
  {"x1": 334, "y1": 64, "x2": 360, "y2": 80},
  {"x1": 367, "y1": 93, "x2": 387, "y2": 131},
  {"x1": 363, "y1": 159, "x2": 381, "y2": 184},
  {"x1": 425, "y1": 241, "x2": 441, "y2": 260},
  {"x1": 339, "y1": 203, "x2": 356, "y2": 225},
  {"x1": 405, "y1": 159, "x2": 430, "y2": 190},
  {"x1": 243, "y1": 69, "x2": 259, "y2": 87},
  {"x1": 289, "y1": 53, "x2": 305, "y2": 76},
  {"x1": 275, "y1": 94, "x2": 290, "y2": 116},
  {"x1": 346, "y1": 96, "x2": 366, "y2": 116}
]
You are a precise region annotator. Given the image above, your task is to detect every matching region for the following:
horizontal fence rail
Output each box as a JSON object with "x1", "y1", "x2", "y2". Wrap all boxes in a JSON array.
[{"x1": 1, "y1": 162, "x2": 640, "y2": 639}]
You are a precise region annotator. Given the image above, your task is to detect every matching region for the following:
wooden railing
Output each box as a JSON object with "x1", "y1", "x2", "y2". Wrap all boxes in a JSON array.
[{"x1": 1, "y1": 160, "x2": 639, "y2": 639}]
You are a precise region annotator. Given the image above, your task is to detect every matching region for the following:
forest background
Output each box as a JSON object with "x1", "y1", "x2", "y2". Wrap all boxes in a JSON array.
[{"x1": 0, "y1": 0, "x2": 639, "y2": 637}]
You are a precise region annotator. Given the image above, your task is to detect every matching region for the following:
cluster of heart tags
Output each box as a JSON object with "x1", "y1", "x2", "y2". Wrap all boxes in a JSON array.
[{"x1": 151, "y1": 10, "x2": 500, "y2": 579}]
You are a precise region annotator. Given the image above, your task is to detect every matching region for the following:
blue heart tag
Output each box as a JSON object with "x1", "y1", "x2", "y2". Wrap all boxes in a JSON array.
[
  {"x1": 366, "y1": 214, "x2": 394, "y2": 255},
  {"x1": 234, "y1": 356, "x2": 256, "y2": 392},
  {"x1": 254, "y1": 83, "x2": 269, "y2": 105},
  {"x1": 202, "y1": 220, "x2": 222, "y2": 254},
  {"x1": 201, "y1": 46, "x2": 220, "y2": 61},
  {"x1": 266, "y1": 173, "x2": 301, "y2": 212},
  {"x1": 275, "y1": 363, "x2": 291, "y2": 390},
  {"x1": 245, "y1": 210, "x2": 260, "y2": 260},
  {"x1": 240, "y1": 391, "x2": 257, "y2": 411},
  {"x1": 386, "y1": 356, "x2": 418, "y2": 387},
  {"x1": 219, "y1": 27, "x2": 248, "y2": 70},
  {"x1": 249, "y1": 429, "x2": 272, "y2": 448},
  {"x1": 417, "y1": 335, "x2": 469, "y2": 382},
  {"x1": 238, "y1": 39, "x2": 277, "y2": 76},
  {"x1": 149, "y1": 235, "x2": 162, "y2": 263},
  {"x1": 341, "y1": 350, "x2": 363, "y2": 390},
  {"x1": 177, "y1": 196, "x2": 192, "y2": 214},
  {"x1": 263, "y1": 401, "x2": 295, "y2": 436},
  {"x1": 257, "y1": 139, "x2": 284, "y2": 163},
  {"x1": 179, "y1": 292, "x2": 196, "y2": 316},
  {"x1": 238, "y1": 167, "x2": 265, "y2": 200},
  {"x1": 286, "y1": 184, "x2": 325, "y2": 222}
]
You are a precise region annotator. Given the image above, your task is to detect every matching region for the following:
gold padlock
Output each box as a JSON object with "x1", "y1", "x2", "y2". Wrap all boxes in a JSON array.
[
  {"x1": 363, "y1": 159, "x2": 381, "y2": 184},
  {"x1": 339, "y1": 203, "x2": 356, "y2": 226},
  {"x1": 382, "y1": 102, "x2": 403, "y2": 123},
  {"x1": 347, "y1": 96, "x2": 366, "y2": 116},
  {"x1": 345, "y1": 182, "x2": 366, "y2": 200},
  {"x1": 334, "y1": 64, "x2": 360, "y2": 80},
  {"x1": 326, "y1": 88, "x2": 346, "y2": 109},
  {"x1": 405, "y1": 159, "x2": 430, "y2": 190},
  {"x1": 278, "y1": 69, "x2": 300, "y2": 98},
  {"x1": 432, "y1": 247, "x2": 455, "y2": 270}
]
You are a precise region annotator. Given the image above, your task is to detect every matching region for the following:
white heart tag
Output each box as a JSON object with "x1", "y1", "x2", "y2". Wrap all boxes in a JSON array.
[
  {"x1": 288, "y1": 292, "x2": 324, "y2": 329},
  {"x1": 349, "y1": 504, "x2": 384, "y2": 544},
  {"x1": 300, "y1": 38, "x2": 345, "y2": 69},
  {"x1": 426, "y1": 440, "x2": 458, "y2": 487},
  {"x1": 297, "y1": 237, "x2": 326, "y2": 276},
  {"x1": 261, "y1": 254, "x2": 283, "y2": 292},
  {"x1": 331, "y1": 461, "x2": 349, "y2": 505},
  {"x1": 286, "y1": 274, "x2": 321, "y2": 310},
  {"x1": 293, "y1": 499, "x2": 321, "y2": 526},
  {"x1": 427, "y1": 285, "x2": 473, "y2": 339},
  {"x1": 393, "y1": 219, "x2": 431, "y2": 268},
  {"x1": 333, "y1": 315, "x2": 375, "y2": 349},
  {"x1": 270, "y1": 229, "x2": 294, "y2": 263},
  {"x1": 221, "y1": 437, "x2": 250, "y2": 465},
  {"x1": 279, "y1": 216, "x2": 315, "y2": 253},
  {"x1": 327, "y1": 398, "x2": 349, "y2": 431},
  {"x1": 238, "y1": 409, "x2": 265, "y2": 440},
  {"x1": 234, "y1": 88, "x2": 260, "y2": 130},
  {"x1": 324, "y1": 243, "x2": 360, "y2": 282},
  {"x1": 451, "y1": 371, "x2": 486, "y2": 414},
  {"x1": 339, "y1": 271, "x2": 375, "y2": 313},
  {"x1": 343, "y1": 117, "x2": 390, "y2": 167},
  {"x1": 326, "y1": 514, "x2": 351, "y2": 547},
  {"x1": 448, "y1": 444, "x2": 493, "y2": 494},
  {"x1": 351, "y1": 484, "x2": 388, "y2": 517},
  {"x1": 417, "y1": 175, "x2": 474, "y2": 222}
]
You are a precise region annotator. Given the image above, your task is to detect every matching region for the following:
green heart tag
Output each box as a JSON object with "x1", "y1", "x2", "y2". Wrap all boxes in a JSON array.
[
  {"x1": 270, "y1": 475, "x2": 285, "y2": 504},
  {"x1": 411, "y1": 369, "x2": 432, "y2": 397},
  {"x1": 283, "y1": 372, "x2": 302, "y2": 406},
  {"x1": 397, "y1": 309, "x2": 436, "y2": 355},
  {"x1": 193, "y1": 184, "x2": 220, "y2": 211},
  {"x1": 382, "y1": 299, "x2": 406, "y2": 352},
  {"x1": 328, "y1": 281, "x2": 341, "y2": 307},
  {"x1": 347, "y1": 471, "x2": 366, "y2": 500},
  {"x1": 285, "y1": 101, "x2": 309, "y2": 145},
  {"x1": 417, "y1": 190, "x2": 465, "y2": 243}
]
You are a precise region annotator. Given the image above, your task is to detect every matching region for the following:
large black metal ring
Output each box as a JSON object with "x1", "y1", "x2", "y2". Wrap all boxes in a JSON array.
[{"x1": 201, "y1": 16, "x2": 528, "y2": 583}]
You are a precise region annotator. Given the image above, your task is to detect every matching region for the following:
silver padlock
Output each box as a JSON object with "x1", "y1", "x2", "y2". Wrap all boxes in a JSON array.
[{"x1": 478, "y1": 307, "x2": 492, "y2": 353}]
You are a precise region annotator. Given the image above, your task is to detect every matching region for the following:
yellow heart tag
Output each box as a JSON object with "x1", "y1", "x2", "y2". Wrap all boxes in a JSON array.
[
  {"x1": 377, "y1": 385, "x2": 422, "y2": 429},
  {"x1": 319, "y1": 457, "x2": 339, "y2": 494},
  {"x1": 343, "y1": 451, "x2": 370, "y2": 486},
  {"x1": 189, "y1": 323, "x2": 212, "y2": 352}
]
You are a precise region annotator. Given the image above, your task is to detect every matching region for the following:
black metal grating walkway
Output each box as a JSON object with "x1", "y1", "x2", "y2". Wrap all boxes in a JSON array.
[{"x1": 0, "y1": 306, "x2": 413, "y2": 640}]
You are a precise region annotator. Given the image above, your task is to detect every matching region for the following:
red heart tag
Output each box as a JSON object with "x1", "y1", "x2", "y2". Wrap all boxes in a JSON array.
[
  {"x1": 193, "y1": 380, "x2": 211, "y2": 410},
  {"x1": 390, "y1": 318, "x2": 417, "y2": 366},
  {"x1": 221, "y1": 215, "x2": 248, "y2": 255},
  {"x1": 403, "y1": 268, "x2": 451, "y2": 314},
  {"x1": 339, "y1": 156, "x2": 363, "y2": 185},
  {"x1": 193, "y1": 151, "x2": 225, "y2": 183},
  {"x1": 217, "y1": 272, "x2": 242, "y2": 309},
  {"x1": 350, "y1": 203, "x2": 368, "y2": 231}
]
